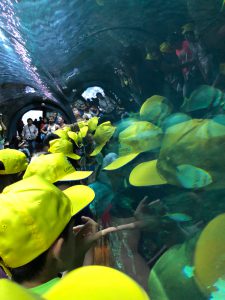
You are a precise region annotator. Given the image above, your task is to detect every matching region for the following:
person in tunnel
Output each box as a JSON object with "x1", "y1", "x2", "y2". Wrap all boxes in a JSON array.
[
  {"x1": 168, "y1": 31, "x2": 204, "y2": 98},
  {"x1": 0, "y1": 148, "x2": 28, "y2": 193},
  {"x1": 22, "y1": 118, "x2": 38, "y2": 155},
  {"x1": 41, "y1": 115, "x2": 60, "y2": 137},
  {"x1": 0, "y1": 113, "x2": 7, "y2": 150},
  {"x1": 57, "y1": 116, "x2": 66, "y2": 128},
  {"x1": 181, "y1": 23, "x2": 217, "y2": 85},
  {"x1": 159, "y1": 42, "x2": 184, "y2": 106},
  {"x1": 96, "y1": 92, "x2": 118, "y2": 122},
  {"x1": 0, "y1": 175, "x2": 118, "y2": 295}
]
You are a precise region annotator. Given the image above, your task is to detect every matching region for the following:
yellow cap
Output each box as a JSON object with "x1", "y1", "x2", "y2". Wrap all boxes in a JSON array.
[
  {"x1": 68, "y1": 131, "x2": 81, "y2": 147},
  {"x1": 53, "y1": 129, "x2": 69, "y2": 140},
  {"x1": 49, "y1": 138, "x2": 80, "y2": 160},
  {"x1": 104, "y1": 122, "x2": 162, "y2": 171},
  {"x1": 159, "y1": 42, "x2": 173, "y2": 54},
  {"x1": 149, "y1": 240, "x2": 203, "y2": 300},
  {"x1": 194, "y1": 214, "x2": 225, "y2": 295},
  {"x1": 88, "y1": 116, "x2": 99, "y2": 132},
  {"x1": 62, "y1": 126, "x2": 71, "y2": 132},
  {"x1": 90, "y1": 121, "x2": 116, "y2": 156},
  {"x1": 129, "y1": 159, "x2": 167, "y2": 186},
  {"x1": 23, "y1": 153, "x2": 92, "y2": 182},
  {"x1": 182, "y1": 23, "x2": 194, "y2": 34},
  {"x1": 0, "y1": 279, "x2": 42, "y2": 300},
  {"x1": 44, "y1": 266, "x2": 150, "y2": 300},
  {"x1": 130, "y1": 119, "x2": 225, "y2": 189},
  {"x1": 146, "y1": 52, "x2": 159, "y2": 61},
  {"x1": 0, "y1": 149, "x2": 28, "y2": 175},
  {"x1": 140, "y1": 95, "x2": 172, "y2": 125},
  {"x1": 77, "y1": 120, "x2": 88, "y2": 129},
  {"x1": 68, "y1": 126, "x2": 88, "y2": 147},
  {"x1": 0, "y1": 175, "x2": 95, "y2": 269}
]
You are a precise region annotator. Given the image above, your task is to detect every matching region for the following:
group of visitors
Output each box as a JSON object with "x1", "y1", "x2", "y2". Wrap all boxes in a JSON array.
[
  {"x1": 0, "y1": 113, "x2": 150, "y2": 299},
  {"x1": 9, "y1": 114, "x2": 66, "y2": 158},
  {"x1": 116, "y1": 23, "x2": 220, "y2": 108},
  {"x1": 72, "y1": 92, "x2": 126, "y2": 123}
]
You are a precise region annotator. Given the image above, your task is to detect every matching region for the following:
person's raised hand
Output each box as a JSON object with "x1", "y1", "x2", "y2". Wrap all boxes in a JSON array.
[{"x1": 73, "y1": 216, "x2": 117, "y2": 255}]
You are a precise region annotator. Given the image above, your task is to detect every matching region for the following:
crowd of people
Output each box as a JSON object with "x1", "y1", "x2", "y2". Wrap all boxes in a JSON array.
[
  {"x1": 1, "y1": 19, "x2": 225, "y2": 299},
  {"x1": 72, "y1": 92, "x2": 126, "y2": 123},
  {"x1": 0, "y1": 110, "x2": 152, "y2": 299},
  {"x1": 6, "y1": 114, "x2": 66, "y2": 160},
  {"x1": 115, "y1": 23, "x2": 222, "y2": 110}
]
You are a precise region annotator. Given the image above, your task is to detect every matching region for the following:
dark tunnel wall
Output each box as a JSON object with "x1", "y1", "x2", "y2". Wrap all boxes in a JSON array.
[
  {"x1": 0, "y1": 0, "x2": 224, "y2": 126},
  {"x1": 0, "y1": 0, "x2": 189, "y2": 121}
]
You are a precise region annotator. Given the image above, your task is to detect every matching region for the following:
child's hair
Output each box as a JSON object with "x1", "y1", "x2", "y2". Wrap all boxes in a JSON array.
[{"x1": 9, "y1": 220, "x2": 72, "y2": 283}]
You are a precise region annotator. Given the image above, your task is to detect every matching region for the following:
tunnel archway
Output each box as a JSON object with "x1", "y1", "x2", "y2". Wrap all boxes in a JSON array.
[{"x1": 7, "y1": 99, "x2": 74, "y2": 140}]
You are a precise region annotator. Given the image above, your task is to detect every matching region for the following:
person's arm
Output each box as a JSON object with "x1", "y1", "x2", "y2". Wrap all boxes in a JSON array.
[
  {"x1": 0, "y1": 121, "x2": 6, "y2": 132},
  {"x1": 34, "y1": 126, "x2": 38, "y2": 138},
  {"x1": 71, "y1": 216, "x2": 117, "y2": 270},
  {"x1": 41, "y1": 124, "x2": 48, "y2": 134},
  {"x1": 22, "y1": 126, "x2": 26, "y2": 139},
  {"x1": 0, "y1": 115, "x2": 6, "y2": 132}
]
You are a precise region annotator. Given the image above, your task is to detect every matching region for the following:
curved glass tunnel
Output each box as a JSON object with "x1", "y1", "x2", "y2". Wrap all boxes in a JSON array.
[{"x1": 1, "y1": 0, "x2": 225, "y2": 299}]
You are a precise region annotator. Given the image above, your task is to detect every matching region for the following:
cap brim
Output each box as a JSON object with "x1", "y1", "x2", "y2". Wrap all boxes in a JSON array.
[
  {"x1": 63, "y1": 185, "x2": 95, "y2": 215},
  {"x1": 90, "y1": 144, "x2": 105, "y2": 157},
  {"x1": 194, "y1": 213, "x2": 225, "y2": 294},
  {"x1": 66, "y1": 153, "x2": 81, "y2": 160},
  {"x1": 104, "y1": 153, "x2": 139, "y2": 171},
  {"x1": 0, "y1": 279, "x2": 42, "y2": 300},
  {"x1": 59, "y1": 171, "x2": 93, "y2": 182},
  {"x1": 129, "y1": 159, "x2": 167, "y2": 186}
]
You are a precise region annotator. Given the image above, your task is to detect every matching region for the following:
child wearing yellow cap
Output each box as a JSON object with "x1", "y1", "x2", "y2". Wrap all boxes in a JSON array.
[
  {"x1": 0, "y1": 149, "x2": 28, "y2": 192},
  {"x1": 0, "y1": 175, "x2": 117, "y2": 295}
]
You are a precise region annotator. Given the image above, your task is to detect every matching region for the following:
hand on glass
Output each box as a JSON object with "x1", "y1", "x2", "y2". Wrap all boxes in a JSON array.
[
  {"x1": 116, "y1": 196, "x2": 161, "y2": 231},
  {"x1": 73, "y1": 216, "x2": 117, "y2": 255}
]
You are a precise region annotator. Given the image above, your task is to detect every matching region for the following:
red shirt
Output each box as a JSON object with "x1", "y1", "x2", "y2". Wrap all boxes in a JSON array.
[{"x1": 176, "y1": 40, "x2": 193, "y2": 76}]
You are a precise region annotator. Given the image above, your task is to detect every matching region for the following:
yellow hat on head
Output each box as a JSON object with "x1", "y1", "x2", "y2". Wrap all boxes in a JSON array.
[
  {"x1": 77, "y1": 120, "x2": 88, "y2": 129},
  {"x1": 62, "y1": 126, "x2": 71, "y2": 132},
  {"x1": 130, "y1": 118, "x2": 225, "y2": 190},
  {"x1": 49, "y1": 138, "x2": 80, "y2": 160},
  {"x1": 140, "y1": 95, "x2": 173, "y2": 125},
  {"x1": 23, "y1": 153, "x2": 92, "y2": 182},
  {"x1": 68, "y1": 126, "x2": 88, "y2": 147},
  {"x1": 160, "y1": 42, "x2": 173, "y2": 54},
  {"x1": 88, "y1": 116, "x2": 99, "y2": 132},
  {"x1": 194, "y1": 214, "x2": 225, "y2": 296},
  {"x1": 44, "y1": 266, "x2": 150, "y2": 300},
  {"x1": 0, "y1": 149, "x2": 28, "y2": 175},
  {"x1": 68, "y1": 131, "x2": 80, "y2": 147},
  {"x1": 146, "y1": 51, "x2": 159, "y2": 61},
  {"x1": 90, "y1": 121, "x2": 116, "y2": 156},
  {"x1": 53, "y1": 129, "x2": 69, "y2": 140},
  {"x1": 0, "y1": 175, "x2": 95, "y2": 271},
  {"x1": 182, "y1": 23, "x2": 194, "y2": 34},
  {"x1": 104, "y1": 121, "x2": 162, "y2": 171},
  {"x1": 80, "y1": 126, "x2": 88, "y2": 138},
  {"x1": 0, "y1": 279, "x2": 42, "y2": 300}
]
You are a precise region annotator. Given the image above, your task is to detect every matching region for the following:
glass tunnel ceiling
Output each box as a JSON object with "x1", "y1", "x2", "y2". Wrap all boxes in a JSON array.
[
  {"x1": 0, "y1": 0, "x2": 189, "y2": 108},
  {"x1": 0, "y1": 0, "x2": 223, "y2": 113}
]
